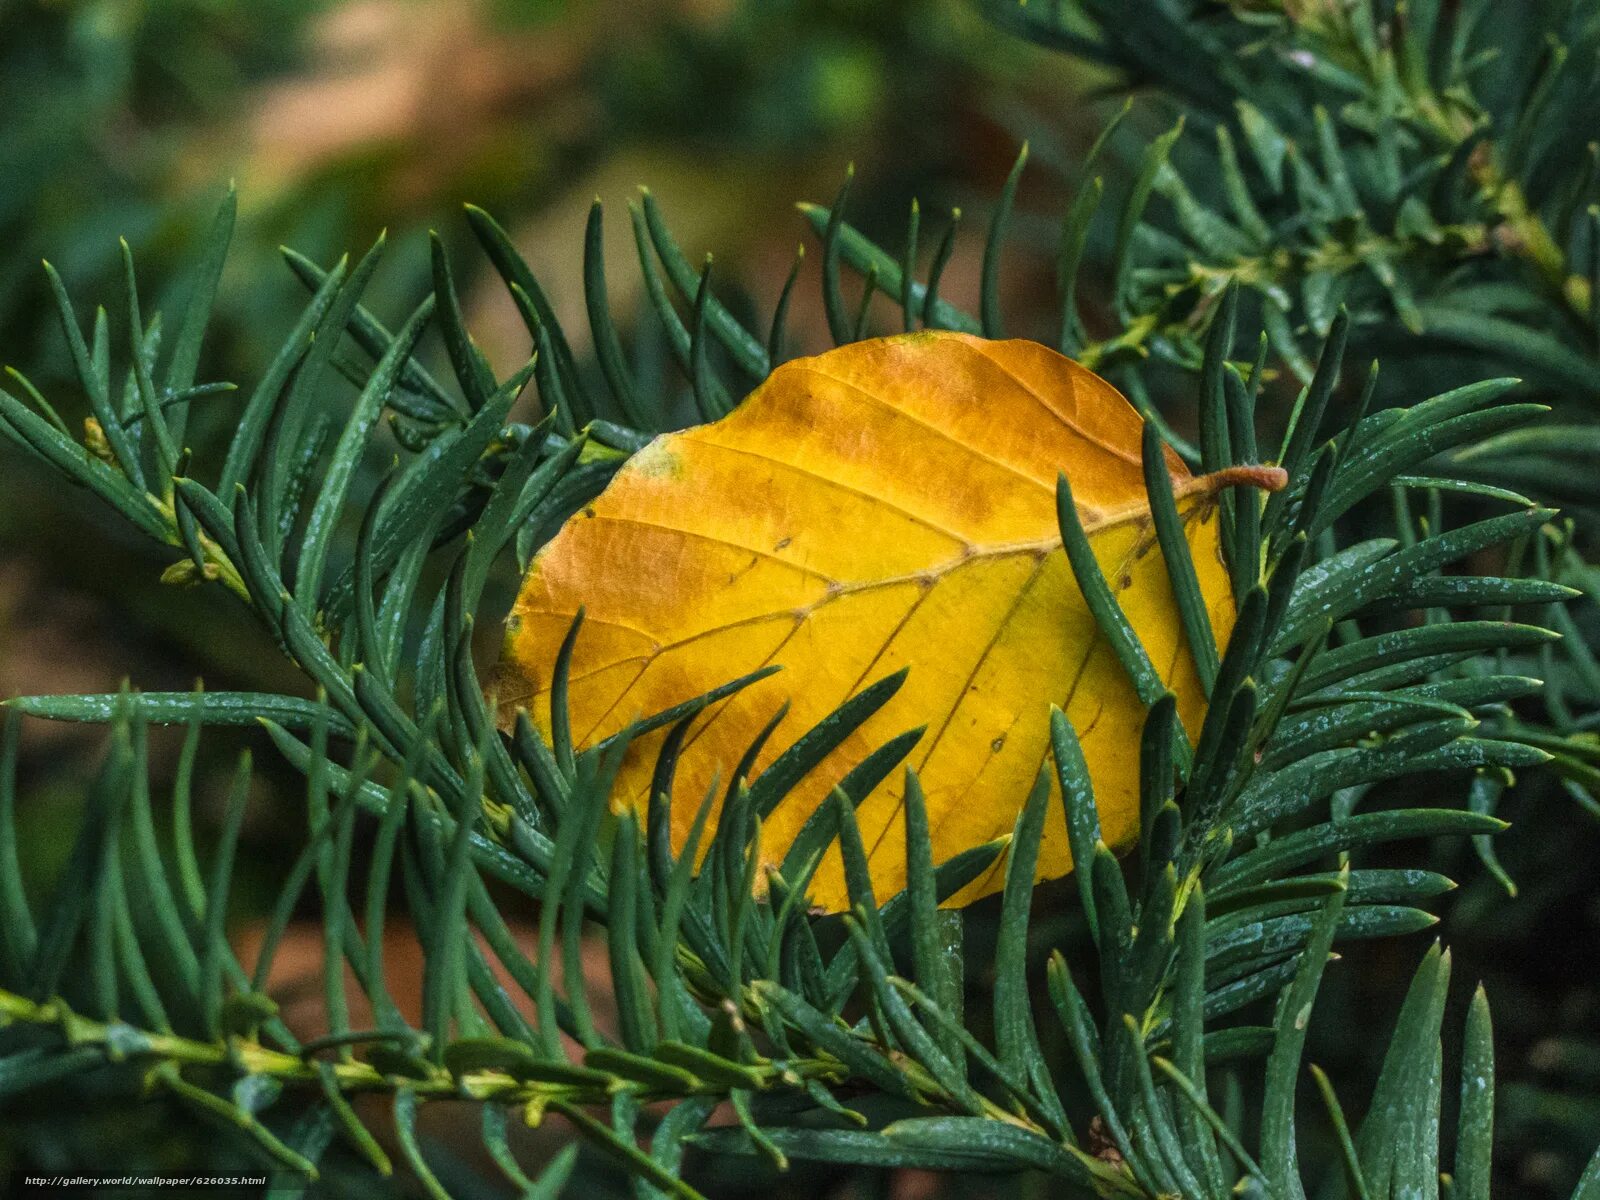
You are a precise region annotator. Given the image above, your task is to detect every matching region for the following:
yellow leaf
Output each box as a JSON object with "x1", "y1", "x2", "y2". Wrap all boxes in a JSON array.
[{"x1": 496, "y1": 331, "x2": 1283, "y2": 909}]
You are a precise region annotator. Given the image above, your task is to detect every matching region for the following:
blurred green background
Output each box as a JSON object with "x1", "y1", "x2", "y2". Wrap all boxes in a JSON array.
[{"x1": 2, "y1": 1, "x2": 1596, "y2": 1196}]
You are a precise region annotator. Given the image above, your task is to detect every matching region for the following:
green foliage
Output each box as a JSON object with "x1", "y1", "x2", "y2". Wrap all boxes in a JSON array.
[
  {"x1": 2, "y1": 1, "x2": 1598, "y2": 1195},
  {"x1": 971, "y1": 0, "x2": 1600, "y2": 723},
  {"x1": 814, "y1": 5, "x2": 1600, "y2": 1038},
  {"x1": 0, "y1": 178, "x2": 1585, "y2": 1193},
  {"x1": 983, "y1": 0, "x2": 1598, "y2": 370}
]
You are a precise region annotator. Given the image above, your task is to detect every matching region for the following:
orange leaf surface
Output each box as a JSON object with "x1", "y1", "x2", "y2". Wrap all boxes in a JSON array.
[{"x1": 497, "y1": 331, "x2": 1265, "y2": 909}]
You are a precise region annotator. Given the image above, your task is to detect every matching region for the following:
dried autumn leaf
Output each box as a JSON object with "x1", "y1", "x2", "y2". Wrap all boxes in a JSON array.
[{"x1": 498, "y1": 331, "x2": 1279, "y2": 909}]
